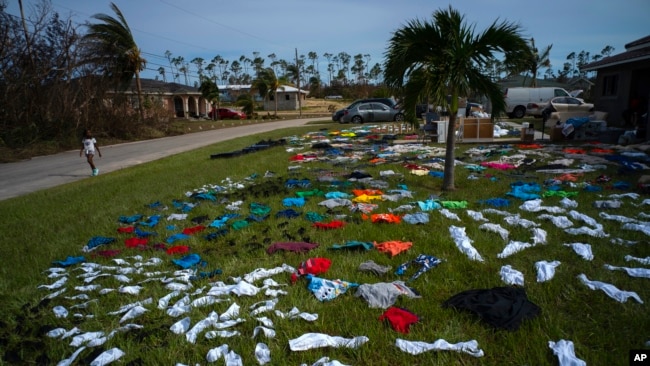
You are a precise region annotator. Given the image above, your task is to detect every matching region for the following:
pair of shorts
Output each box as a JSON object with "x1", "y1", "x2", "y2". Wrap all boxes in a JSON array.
[{"x1": 85, "y1": 150, "x2": 95, "y2": 156}]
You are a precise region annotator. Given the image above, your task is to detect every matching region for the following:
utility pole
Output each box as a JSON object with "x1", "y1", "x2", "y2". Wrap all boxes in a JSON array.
[{"x1": 296, "y1": 48, "x2": 302, "y2": 117}]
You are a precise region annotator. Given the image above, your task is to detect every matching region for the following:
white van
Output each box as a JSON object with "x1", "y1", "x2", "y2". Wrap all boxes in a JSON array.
[{"x1": 504, "y1": 87, "x2": 571, "y2": 119}]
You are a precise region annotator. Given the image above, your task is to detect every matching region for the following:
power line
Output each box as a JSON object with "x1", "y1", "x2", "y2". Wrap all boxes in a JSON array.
[{"x1": 158, "y1": 0, "x2": 281, "y2": 47}]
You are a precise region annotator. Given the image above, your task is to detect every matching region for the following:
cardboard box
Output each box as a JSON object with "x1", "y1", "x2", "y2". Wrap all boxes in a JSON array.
[
  {"x1": 521, "y1": 128, "x2": 534, "y2": 142},
  {"x1": 550, "y1": 127, "x2": 563, "y2": 142}
]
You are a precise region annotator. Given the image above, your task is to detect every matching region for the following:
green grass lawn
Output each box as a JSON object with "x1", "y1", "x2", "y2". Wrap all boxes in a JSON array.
[{"x1": 0, "y1": 124, "x2": 648, "y2": 365}]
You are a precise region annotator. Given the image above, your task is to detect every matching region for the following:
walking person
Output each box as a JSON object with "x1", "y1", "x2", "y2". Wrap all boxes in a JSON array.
[{"x1": 80, "y1": 129, "x2": 102, "y2": 176}]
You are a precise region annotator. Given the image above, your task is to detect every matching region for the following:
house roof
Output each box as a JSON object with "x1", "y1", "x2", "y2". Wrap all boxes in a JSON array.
[
  {"x1": 130, "y1": 80, "x2": 309, "y2": 95},
  {"x1": 498, "y1": 75, "x2": 568, "y2": 89},
  {"x1": 218, "y1": 84, "x2": 308, "y2": 94},
  {"x1": 581, "y1": 35, "x2": 650, "y2": 71},
  {"x1": 276, "y1": 85, "x2": 309, "y2": 94},
  {"x1": 135, "y1": 78, "x2": 201, "y2": 94}
]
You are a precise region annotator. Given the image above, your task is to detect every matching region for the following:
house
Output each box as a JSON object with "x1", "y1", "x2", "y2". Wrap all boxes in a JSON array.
[
  {"x1": 264, "y1": 85, "x2": 310, "y2": 111},
  {"x1": 123, "y1": 80, "x2": 309, "y2": 117},
  {"x1": 581, "y1": 35, "x2": 650, "y2": 128},
  {"x1": 126, "y1": 78, "x2": 211, "y2": 118},
  {"x1": 498, "y1": 75, "x2": 570, "y2": 90},
  {"x1": 204, "y1": 84, "x2": 309, "y2": 111}
]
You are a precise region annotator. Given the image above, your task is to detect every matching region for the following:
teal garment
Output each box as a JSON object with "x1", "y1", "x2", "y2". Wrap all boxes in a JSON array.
[
  {"x1": 306, "y1": 211, "x2": 327, "y2": 222},
  {"x1": 250, "y1": 203, "x2": 271, "y2": 216},
  {"x1": 194, "y1": 193, "x2": 216, "y2": 201},
  {"x1": 325, "y1": 191, "x2": 350, "y2": 199},
  {"x1": 296, "y1": 189, "x2": 324, "y2": 198},
  {"x1": 329, "y1": 241, "x2": 374, "y2": 251},
  {"x1": 231, "y1": 220, "x2": 249, "y2": 230},
  {"x1": 465, "y1": 165, "x2": 487, "y2": 172},
  {"x1": 417, "y1": 199, "x2": 441, "y2": 211},
  {"x1": 506, "y1": 181, "x2": 541, "y2": 201},
  {"x1": 209, "y1": 214, "x2": 239, "y2": 228}
]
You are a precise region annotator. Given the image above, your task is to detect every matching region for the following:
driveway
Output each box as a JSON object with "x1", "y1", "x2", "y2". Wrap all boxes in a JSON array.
[{"x1": 0, "y1": 117, "x2": 322, "y2": 201}]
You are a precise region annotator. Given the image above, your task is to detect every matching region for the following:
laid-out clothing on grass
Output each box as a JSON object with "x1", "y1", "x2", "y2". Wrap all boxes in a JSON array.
[
  {"x1": 355, "y1": 281, "x2": 421, "y2": 308},
  {"x1": 374, "y1": 240, "x2": 412, "y2": 256},
  {"x1": 394, "y1": 254, "x2": 442, "y2": 282},
  {"x1": 442, "y1": 287, "x2": 541, "y2": 330},
  {"x1": 37, "y1": 126, "x2": 650, "y2": 365},
  {"x1": 379, "y1": 307, "x2": 419, "y2": 333},
  {"x1": 305, "y1": 275, "x2": 358, "y2": 301},
  {"x1": 395, "y1": 338, "x2": 484, "y2": 358}
]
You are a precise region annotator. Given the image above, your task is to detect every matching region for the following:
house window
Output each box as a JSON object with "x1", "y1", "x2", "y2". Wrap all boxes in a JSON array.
[
  {"x1": 602, "y1": 74, "x2": 618, "y2": 96},
  {"x1": 269, "y1": 94, "x2": 274, "y2": 101},
  {"x1": 285, "y1": 94, "x2": 290, "y2": 101}
]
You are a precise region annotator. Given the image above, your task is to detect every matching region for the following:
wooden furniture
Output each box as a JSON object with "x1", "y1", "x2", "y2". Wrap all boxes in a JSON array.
[{"x1": 461, "y1": 117, "x2": 493, "y2": 142}]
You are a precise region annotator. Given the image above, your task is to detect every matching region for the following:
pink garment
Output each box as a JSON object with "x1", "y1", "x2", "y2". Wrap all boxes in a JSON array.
[{"x1": 480, "y1": 162, "x2": 517, "y2": 170}]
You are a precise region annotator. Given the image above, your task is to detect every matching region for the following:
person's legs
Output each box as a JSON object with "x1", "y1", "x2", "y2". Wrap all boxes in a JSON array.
[{"x1": 86, "y1": 153, "x2": 98, "y2": 175}]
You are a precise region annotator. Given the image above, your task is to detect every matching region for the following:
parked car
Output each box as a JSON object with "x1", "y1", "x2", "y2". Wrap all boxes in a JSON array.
[
  {"x1": 332, "y1": 97, "x2": 397, "y2": 122},
  {"x1": 208, "y1": 108, "x2": 246, "y2": 120},
  {"x1": 324, "y1": 95, "x2": 343, "y2": 99},
  {"x1": 541, "y1": 97, "x2": 594, "y2": 122},
  {"x1": 339, "y1": 102, "x2": 404, "y2": 124},
  {"x1": 505, "y1": 87, "x2": 572, "y2": 119}
]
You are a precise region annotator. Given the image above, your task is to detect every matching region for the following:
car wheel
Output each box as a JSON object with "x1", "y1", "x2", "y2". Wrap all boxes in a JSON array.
[
  {"x1": 512, "y1": 106, "x2": 525, "y2": 119},
  {"x1": 351, "y1": 116, "x2": 362, "y2": 124},
  {"x1": 394, "y1": 113, "x2": 404, "y2": 122}
]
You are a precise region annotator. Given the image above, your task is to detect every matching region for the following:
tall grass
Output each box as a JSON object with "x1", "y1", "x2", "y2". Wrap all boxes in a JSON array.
[{"x1": 0, "y1": 125, "x2": 647, "y2": 365}]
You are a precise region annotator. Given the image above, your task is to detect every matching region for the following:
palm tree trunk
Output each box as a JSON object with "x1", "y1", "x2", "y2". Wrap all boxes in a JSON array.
[
  {"x1": 442, "y1": 94, "x2": 460, "y2": 191},
  {"x1": 442, "y1": 113, "x2": 457, "y2": 191}
]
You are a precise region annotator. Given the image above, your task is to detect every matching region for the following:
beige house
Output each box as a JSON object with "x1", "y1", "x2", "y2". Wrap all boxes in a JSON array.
[
  {"x1": 125, "y1": 78, "x2": 211, "y2": 118},
  {"x1": 123, "y1": 80, "x2": 309, "y2": 117},
  {"x1": 264, "y1": 85, "x2": 309, "y2": 111},
  {"x1": 218, "y1": 84, "x2": 309, "y2": 111}
]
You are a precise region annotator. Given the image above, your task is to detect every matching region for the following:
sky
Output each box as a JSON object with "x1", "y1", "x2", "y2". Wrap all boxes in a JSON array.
[{"x1": 6, "y1": 0, "x2": 650, "y2": 85}]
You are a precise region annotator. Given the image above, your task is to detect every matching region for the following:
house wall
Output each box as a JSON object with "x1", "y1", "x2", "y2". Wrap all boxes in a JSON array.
[
  {"x1": 592, "y1": 60, "x2": 650, "y2": 127},
  {"x1": 264, "y1": 92, "x2": 305, "y2": 111}
]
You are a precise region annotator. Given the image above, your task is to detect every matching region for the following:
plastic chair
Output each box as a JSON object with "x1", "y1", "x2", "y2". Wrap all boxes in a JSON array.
[{"x1": 418, "y1": 123, "x2": 438, "y2": 144}]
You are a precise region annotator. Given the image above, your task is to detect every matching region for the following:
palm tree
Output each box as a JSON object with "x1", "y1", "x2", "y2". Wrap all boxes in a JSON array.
[
  {"x1": 199, "y1": 77, "x2": 220, "y2": 121},
  {"x1": 384, "y1": 6, "x2": 529, "y2": 191},
  {"x1": 84, "y1": 2, "x2": 147, "y2": 121},
  {"x1": 235, "y1": 94, "x2": 254, "y2": 118},
  {"x1": 254, "y1": 68, "x2": 280, "y2": 115},
  {"x1": 525, "y1": 38, "x2": 552, "y2": 87}
]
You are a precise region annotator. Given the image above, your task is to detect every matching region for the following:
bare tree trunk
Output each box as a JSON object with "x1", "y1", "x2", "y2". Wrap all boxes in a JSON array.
[
  {"x1": 18, "y1": 0, "x2": 33, "y2": 63},
  {"x1": 135, "y1": 70, "x2": 145, "y2": 121}
]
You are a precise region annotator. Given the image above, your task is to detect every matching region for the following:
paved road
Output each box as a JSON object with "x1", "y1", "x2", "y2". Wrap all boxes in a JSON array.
[{"x1": 0, "y1": 117, "x2": 323, "y2": 201}]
